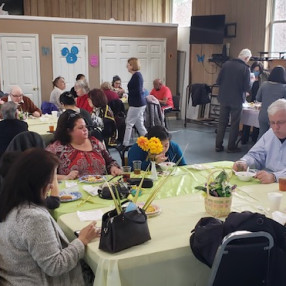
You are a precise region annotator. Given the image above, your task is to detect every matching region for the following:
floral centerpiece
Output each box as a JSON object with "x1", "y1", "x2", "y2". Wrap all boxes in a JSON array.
[
  {"x1": 137, "y1": 136, "x2": 163, "y2": 180},
  {"x1": 195, "y1": 170, "x2": 236, "y2": 217}
]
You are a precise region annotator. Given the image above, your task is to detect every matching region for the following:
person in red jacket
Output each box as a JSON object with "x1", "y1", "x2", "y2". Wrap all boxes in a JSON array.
[
  {"x1": 150, "y1": 79, "x2": 174, "y2": 110},
  {"x1": 75, "y1": 79, "x2": 92, "y2": 113}
]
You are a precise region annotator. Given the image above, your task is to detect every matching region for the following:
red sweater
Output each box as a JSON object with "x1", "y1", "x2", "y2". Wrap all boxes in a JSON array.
[{"x1": 76, "y1": 94, "x2": 93, "y2": 113}]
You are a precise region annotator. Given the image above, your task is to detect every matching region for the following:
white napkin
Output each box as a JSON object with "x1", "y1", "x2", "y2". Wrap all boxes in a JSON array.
[
  {"x1": 82, "y1": 185, "x2": 100, "y2": 196},
  {"x1": 77, "y1": 209, "x2": 104, "y2": 221},
  {"x1": 65, "y1": 181, "x2": 78, "y2": 188}
]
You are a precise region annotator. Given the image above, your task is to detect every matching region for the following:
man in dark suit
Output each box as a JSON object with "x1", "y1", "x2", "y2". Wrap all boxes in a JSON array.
[
  {"x1": 215, "y1": 48, "x2": 253, "y2": 153},
  {"x1": 0, "y1": 101, "x2": 28, "y2": 156}
]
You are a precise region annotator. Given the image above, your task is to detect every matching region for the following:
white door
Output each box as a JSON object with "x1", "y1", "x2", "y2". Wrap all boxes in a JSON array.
[
  {"x1": 52, "y1": 35, "x2": 88, "y2": 91},
  {"x1": 100, "y1": 38, "x2": 166, "y2": 92},
  {"x1": 0, "y1": 34, "x2": 41, "y2": 106}
]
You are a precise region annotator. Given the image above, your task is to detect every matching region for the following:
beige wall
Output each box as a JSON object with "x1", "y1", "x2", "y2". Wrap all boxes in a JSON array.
[
  {"x1": 0, "y1": 17, "x2": 177, "y2": 102},
  {"x1": 191, "y1": 0, "x2": 268, "y2": 85}
]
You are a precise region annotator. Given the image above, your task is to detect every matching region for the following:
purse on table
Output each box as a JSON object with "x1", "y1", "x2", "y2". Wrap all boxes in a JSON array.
[{"x1": 99, "y1": 202, "x2": 151, "y2": 253}]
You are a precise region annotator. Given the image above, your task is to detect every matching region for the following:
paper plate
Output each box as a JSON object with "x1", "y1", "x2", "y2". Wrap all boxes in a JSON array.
[{"x1": 137, "y1": 202, "x2": 161, "y2": 217}]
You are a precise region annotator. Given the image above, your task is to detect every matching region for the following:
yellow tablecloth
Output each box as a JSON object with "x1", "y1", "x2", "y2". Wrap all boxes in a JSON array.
[
  {"x1": 52, "y1": 161, "x2": 258, "y2": 220},
  {"x1": 58, "y1": 183, "x2": 284, "y2": 286}
]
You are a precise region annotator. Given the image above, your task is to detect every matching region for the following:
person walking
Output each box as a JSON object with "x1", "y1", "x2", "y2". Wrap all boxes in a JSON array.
[
  {"x1": 215, "y1": 48, "x2": 253, "y2": 153},
  {"x1": 122, "y1": 57, "x2": 147, "y2": 146}
]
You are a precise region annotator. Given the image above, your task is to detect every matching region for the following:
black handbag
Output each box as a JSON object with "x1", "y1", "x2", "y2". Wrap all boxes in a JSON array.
[{"x1": 99, "y1": 203, "x2": 151, "y2": 253}]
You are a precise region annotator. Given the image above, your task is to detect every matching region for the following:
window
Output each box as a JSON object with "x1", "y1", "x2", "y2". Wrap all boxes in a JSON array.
[
  {"x1": 172, "y1": 0, "x2": 192, "y2": 27},
  {"x1": 271, "y1": 0, "x2": 286, "y2": 57}
]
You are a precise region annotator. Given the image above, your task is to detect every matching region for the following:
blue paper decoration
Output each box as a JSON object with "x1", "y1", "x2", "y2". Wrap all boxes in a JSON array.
[{"x1": 61, "y1": 46, "x2": 79, "y2": 64}]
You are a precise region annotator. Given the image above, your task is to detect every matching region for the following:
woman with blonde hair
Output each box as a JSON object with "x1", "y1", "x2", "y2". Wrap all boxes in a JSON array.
[
  {"x1": 101, "y1": 81, "x2": 120, "y2": 103},
  {"x1": 122, "y1": 57, "x2": 147, "y2": 147}
]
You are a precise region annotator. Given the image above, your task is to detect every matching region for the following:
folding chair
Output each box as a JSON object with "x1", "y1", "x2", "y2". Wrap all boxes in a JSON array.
[{"x1": 208, "y1": 231, "x2": 274, "y2": 286}]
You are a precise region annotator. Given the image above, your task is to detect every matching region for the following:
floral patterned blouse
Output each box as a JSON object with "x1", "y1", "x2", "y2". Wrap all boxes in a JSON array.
[{"x1": 46, "y1": 137, "x2": 119, "y2": 176}]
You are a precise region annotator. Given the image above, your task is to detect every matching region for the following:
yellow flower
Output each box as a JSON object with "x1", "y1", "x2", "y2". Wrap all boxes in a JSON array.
[
  {"x1": 137, "y1": 136, "x2": 163, "y2": 155},
  {"x1": 148, "y1": 137, "x2": 163, "y2": 154},
  {"x1": 137, "y1": 136, "x2": 149, "y2": 152}
]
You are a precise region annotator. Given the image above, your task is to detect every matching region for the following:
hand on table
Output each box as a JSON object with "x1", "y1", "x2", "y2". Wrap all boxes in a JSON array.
[
  {"x1": 78, "y1": 221, "x2": 100, "y2": 246},
  {"x1": 255, "y1": 171, "x2": 276, "y2": 184},
  {"x1": 65, "y1": 170, "x2": 79, "y2": 180},
  {"x1": 32, "y1": 111, "x2": 41, "y2": 118},
  {"x1": 111, "y1": 166, "x2": 122, "y2": 176}
]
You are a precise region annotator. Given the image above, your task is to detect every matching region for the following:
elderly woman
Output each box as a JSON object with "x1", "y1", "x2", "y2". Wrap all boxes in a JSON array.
[
  {"x1": 46, "y1": 111, "x2": 122, "y2": 178},
  {"x1": 75, "y1": 79, "x2": 92, "y2": 113},
  {"x1": 50, "y1": 76, "x2": 66, "y2": 110},
  {"x1": 0, "y1": 101, "x2": 28, "y2": 156},
  {"x1": 0, "y1": 148, "x2": 99, "y2": 285},
  {"x1": 88, "y1": 88, "x2": 118, "y2": 146},
  {"x1": 101, "y1": 81, "x2": 120, "y2": 103},
  {"x1": 70, "y1": 74, "x2": 85, "y2": 98},
  {"x1": 128, "y1": 126, "x2": 186, "y2": 170}
]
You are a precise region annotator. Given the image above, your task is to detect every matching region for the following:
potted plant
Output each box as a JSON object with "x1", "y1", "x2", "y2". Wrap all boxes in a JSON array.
[{"x1": 195, "y1": 170, "x2": 236, "y2": 217}]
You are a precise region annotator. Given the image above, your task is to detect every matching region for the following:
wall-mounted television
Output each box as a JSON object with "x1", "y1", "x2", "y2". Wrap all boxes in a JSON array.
[{"x1": 190, "y1": 15, "x2": 226, "y2": 44}]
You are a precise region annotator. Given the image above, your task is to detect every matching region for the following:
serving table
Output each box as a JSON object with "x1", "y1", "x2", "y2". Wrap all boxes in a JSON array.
[
  {"x1": 241, "y1": 103, "x2": 260, "y2": 128},
  {"x1": 56, "y1": 163, "x2": 285, "y2": 286}
]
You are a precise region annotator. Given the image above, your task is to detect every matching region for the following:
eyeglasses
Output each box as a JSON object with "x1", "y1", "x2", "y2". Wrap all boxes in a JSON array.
[
  {"x1": 269, "y1": 120, "x2": 286, "y2": 127},
  {"x1": 10, "y1": 93, "x2": 23, "y2": 98}
]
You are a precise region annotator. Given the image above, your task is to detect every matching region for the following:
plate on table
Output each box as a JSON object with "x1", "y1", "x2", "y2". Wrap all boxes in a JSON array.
[
  {"x1": 78, "y1": 175, "x2": 105, "y2": 184},
  {"x1": 59, "y1": 191, "x2": 82, "y2": 202},
  {"x1": 137, "y1": 202, "x2": 161, "y2": 217}
]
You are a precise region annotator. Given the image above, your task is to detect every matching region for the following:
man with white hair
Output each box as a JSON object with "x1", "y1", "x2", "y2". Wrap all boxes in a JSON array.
[
  {"x1": 215, "y1": 48, "x2": 252, "y2": 153},
  {"x1": 1, "y1": 86, "x2": 41, "y2": 117},
  {"x1": 233, "y1": 99, "x2": 286, "y2": 184}
]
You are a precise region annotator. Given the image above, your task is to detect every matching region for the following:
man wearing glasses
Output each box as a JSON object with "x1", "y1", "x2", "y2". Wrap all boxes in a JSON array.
[
  {"x1": 233, "y1": 99, "x2": 286, "y2": 183},
  {"x1": 1, "y1": 86, "x2": 41, "y2": 117}
]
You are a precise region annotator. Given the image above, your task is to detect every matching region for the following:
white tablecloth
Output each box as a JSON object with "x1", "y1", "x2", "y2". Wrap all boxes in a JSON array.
[
  {"x1": 241, "y1": 108, "x2": 259, "y2": 128},
  {"x1": 58, "y1": 183, "x2": 284, "y2": 286}
]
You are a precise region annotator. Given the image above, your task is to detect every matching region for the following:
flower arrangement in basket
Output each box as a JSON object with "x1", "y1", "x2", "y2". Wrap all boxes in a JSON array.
[
  {"x1": 137, "y1": 136, "x2": 163, "y2": 180},
  {"x1": 195, "y1": 170, "x2": 236, "y2": 217}
]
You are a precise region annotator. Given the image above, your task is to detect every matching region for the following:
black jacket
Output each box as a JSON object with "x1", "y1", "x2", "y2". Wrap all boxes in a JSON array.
[{"x1": 216, "y1": 58, "x2": 251, "y2": 106}]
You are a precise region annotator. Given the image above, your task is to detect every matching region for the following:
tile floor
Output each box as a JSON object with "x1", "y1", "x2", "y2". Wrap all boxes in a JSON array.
[{"x1": 110, "y1": 118, "x2": 256, "y2": 166}]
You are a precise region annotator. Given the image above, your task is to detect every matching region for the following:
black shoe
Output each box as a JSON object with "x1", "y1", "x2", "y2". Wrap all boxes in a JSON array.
[
  {"x1": 215, "y1": 146, "x2": 224, "y2": 152},
  {"x1": 227, "y1": 147, "x2": 241, "y2": 153}
]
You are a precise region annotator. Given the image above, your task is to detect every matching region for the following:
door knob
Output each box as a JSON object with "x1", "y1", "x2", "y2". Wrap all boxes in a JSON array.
[{"x1": 33, "y1": 87, "x2": 39, "y2": 91}]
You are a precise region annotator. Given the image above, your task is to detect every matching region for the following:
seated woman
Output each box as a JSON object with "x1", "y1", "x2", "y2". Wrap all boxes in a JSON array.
[
  {"x1": 111, "y1": 75, "x2": 125, "y2": 97},
  {"x1": 0, "y1": 151, "x2": 60, "y2": 209},
  {"x1": 0, "y1": 148, "x2": 99, "y2": 285},
  {"x1": 0, "y1": 102, "x2": 28, "y2": 157},
  {"x1": 75, "y1": 79, "x2": 92, "y2": 113},
  {"x1": 59, "y1": 91, "x2": 93, "y2": 129},
  {"x1": 46, "y1": 111, "x2": 122, "y2": 179},
  {"x1": 128, "y1": 125, "x2": 187, "y2": 170},
  {"x1": 101, "y1": 81, "x2": 120, "y2": 103},
  {"x1": 87, "y1": 88, "x2": 118, "y2": 146}
]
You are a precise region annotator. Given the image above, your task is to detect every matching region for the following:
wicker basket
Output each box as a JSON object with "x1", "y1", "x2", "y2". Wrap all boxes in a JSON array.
[{"x1": 204, "y1": 170, "x2": 232, "y2": 217}]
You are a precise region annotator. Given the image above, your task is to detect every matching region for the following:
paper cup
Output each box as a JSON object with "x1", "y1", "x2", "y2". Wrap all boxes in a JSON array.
[
  {"x1": 51, "y1": 111, "x2": 58, "y2": 118},
  {"x1": 268, "y1": 192, "x2": 283, "y2": 212}
]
